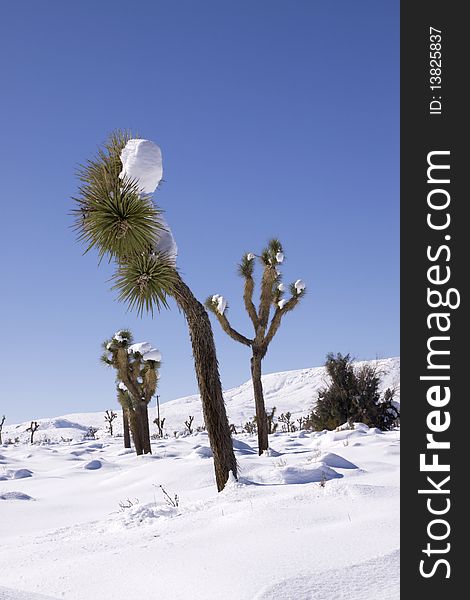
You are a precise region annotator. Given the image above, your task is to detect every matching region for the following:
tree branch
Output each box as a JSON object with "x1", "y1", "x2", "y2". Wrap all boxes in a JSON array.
[
  {"x1": 243, "y1": 276, "x2": 259, "y2": 330},
  {"x1": 213, "y1": 311, "x2": 253, "y2": 347},
  {"x1": 262, "y1": 296, "x2": 300, "y2": 357},
  {"x1": 257, "y1": 266, "x2": 277, "y2": 337}
]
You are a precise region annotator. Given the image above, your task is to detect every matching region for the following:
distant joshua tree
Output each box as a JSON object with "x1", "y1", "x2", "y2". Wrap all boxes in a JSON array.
[
  {"x1": 184, "y1": 415, "x2": 194, "y2": 435},
  {"x1": 72, "y1": 130, "x2": 236, "y2": 491},
  {"x1": 206, "y1": 240, "x2": 306, "y2": 454},
  {"x1": 101, "y1": 330, "x2": 160, "y2": 455},
  {"x1": 104, "y1": 410, "x2": 118, "y2": 436},
  {"x1": 153, "y1": 394, "x2": 165, "y2": 437},
  {"x1": 26, "y1": 421, "x2": 39, "y2": 444},
  {"x1": 0, "y1": 415, "x2": 5, "y2": 445}
]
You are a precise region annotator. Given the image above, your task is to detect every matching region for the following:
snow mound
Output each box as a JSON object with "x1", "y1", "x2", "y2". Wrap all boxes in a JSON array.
[
  {"x1": 119, "y1": 139, "x2": 163, "y2": 194},
  {"x1": 232, "y1": 439, "x2": 257, "y2": 454},
  {"x1": 254, "y1": 549, "x2": 399, "y2": 600},
  {"x1": 0, "y1": 468, "x2": 33, "y2": 480},
  {"x1": 256, "y1": 463, "x2": 342, "y2": 485},
  {"x1": 0, "y1": 491, "x2": 35, "y2": 501},
  {"x1": 188, "y1": 445, "x2": 213, "y2": 459},
  {"x1": 83, "y1": 459, "x2": 103, "y2": 470},
  {"x1": 321, "y1": 453, "x2": 358, "y2": 469},
  {"x1": 116, "y1": 503, "x2": 178, "y2": 529}
]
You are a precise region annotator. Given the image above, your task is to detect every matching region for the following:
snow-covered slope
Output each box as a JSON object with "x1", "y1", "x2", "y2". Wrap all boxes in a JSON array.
[{"x1": 3, "y1": 357, "x2": 400, "y2": 443}]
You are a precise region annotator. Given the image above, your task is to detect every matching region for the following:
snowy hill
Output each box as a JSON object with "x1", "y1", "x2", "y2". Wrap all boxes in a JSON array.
[{"x1": 3, "y1": 357, "x2": 400, "y2": 442}]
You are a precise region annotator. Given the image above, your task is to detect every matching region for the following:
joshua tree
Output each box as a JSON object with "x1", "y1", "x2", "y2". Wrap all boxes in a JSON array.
[
  {"x1": 184, "y1": 415, "x2": 194, "y2": 435},
  {"x1": 153, "y1": 394, "x2": 165, "y2": 437},
  {"x1": 101, "y1": 331, "x2": 160, "y2": 455},
  {"x1": 206, "y1": 240, "x2": 306, "y2": 454},
  {"x1": 267, "y1": 407, "x2": 278, "y2": 434},
  {"x1": 278, "y1": 411, "x2": 293, "y2": 433},
  {"x1": 72, "y1": 131, "x2": 236, "y2": 490},
  {"x1": 153, "y1": 416, "x2": 165, "y2": 437},
  {"x1": 26, "y1": 421, "x2": 39, "y2": 444},
  {"x1": 0, "y1": 415, "x2": 5, "y2": 445},
  {"x1": 104, "y1": 410, "x2": 118, "y2": 436}
]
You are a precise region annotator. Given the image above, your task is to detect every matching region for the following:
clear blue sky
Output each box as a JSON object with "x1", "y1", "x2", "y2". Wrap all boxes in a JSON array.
[{"x1": 0, "y1": 0, "x2": 399, "y2": 423}]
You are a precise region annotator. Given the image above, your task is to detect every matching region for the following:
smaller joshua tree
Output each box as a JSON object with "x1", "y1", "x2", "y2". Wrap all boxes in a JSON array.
[
  {"x1": 206, "y1": 239, "x2": 306, "y2": 454},
  {"x1": 184, "y1": 415, "x2": 194, "y2": 435},
  {"x1": 0, "y1": 415, "x2": 5, "y2": 445},
  {"x1": 101, "y1": 330, "x2": 161, "y2": 455},
  {"x1": 104, "y1": 410, "x2": 118, "y2": 436},
  {"x1": 26, "y1": 421, "x2": 39, "y2": 444},
  {"x1": 153, "y1": 416, "x2": 166, "y2": 437}
]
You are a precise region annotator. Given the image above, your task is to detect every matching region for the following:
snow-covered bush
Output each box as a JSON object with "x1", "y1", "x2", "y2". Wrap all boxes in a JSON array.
[{"x1": 307, "y1": 353, "x2": 400, "y2": 431}]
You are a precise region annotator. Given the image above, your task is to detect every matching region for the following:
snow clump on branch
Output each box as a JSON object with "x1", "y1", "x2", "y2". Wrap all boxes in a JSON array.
[
  {"x1": 294, "y1": 280, "x2": 306, "y2": 294},
  {"x1": 212, "y1": 294, "x2": 227, "y2": 315}
]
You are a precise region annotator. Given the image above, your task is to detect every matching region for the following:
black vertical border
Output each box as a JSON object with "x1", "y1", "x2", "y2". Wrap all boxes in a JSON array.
[{"x1": 401, "y1": 1, "x2": 466, "y2": 595}]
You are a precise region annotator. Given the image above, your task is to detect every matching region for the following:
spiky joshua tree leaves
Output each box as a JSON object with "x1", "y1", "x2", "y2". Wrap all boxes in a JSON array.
[
  {"x1": 206, "y1": 240, "x2": 306, "y2": 454},
  {"x1": 101, "y1": 330, "x2": 160, "y2": 455},
  {"x1": 72, "y1": 131, "x2": 236, "y2": 490}
]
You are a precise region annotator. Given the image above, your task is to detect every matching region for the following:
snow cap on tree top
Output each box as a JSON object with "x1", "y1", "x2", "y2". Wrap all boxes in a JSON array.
[
  {"x1": 276, "y1": 252, "x2": 284, "y2": 264},
  {"x1": 246, "y1": 253, "x2": 255, "y2": 261},
  {"x1": 142, "y1": 348, "x2": 162, "y2": 362},
  {"x1": 114, "y1": 330, "x2": 130, "y2": 342},
  {"x1": 119, "y1": 139, "x2": 163, "y2": 194},
  {"x1": 277, "y1": 283, "x2": 285, "y2": 292},
  {"x1": 128, "y1": 342, "x2": 153, "y2": 356},
  {"x1": 294, "y1": 280, "x2": 306, "y2": 294}
]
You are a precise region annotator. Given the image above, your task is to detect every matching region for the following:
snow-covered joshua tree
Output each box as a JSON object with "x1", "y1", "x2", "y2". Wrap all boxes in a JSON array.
[
  {"x1": 72, "y1": 131, "x2": 236, "y2": 490},
  {"x1": 101, "y1": 330, "x2": 161, "y2": 455},
  {"x1": 206, "y1": 240, "x2": 306, "y2": 454}
]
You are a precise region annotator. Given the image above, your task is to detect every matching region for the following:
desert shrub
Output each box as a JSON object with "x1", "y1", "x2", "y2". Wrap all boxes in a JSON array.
[{"x1": 308, "y1": 353, "x2": 399, "y2": 431}]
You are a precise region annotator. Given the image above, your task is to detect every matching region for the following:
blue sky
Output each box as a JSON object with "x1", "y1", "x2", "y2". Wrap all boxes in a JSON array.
[{"x1": 0, "y1": 1, "x2": 399, "y2": 423}]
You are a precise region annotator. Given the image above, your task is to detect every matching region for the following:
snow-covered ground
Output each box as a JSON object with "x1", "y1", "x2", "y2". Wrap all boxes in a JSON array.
[{"x1": 0, "y1": 358, "x2": 399, "y2": 600}]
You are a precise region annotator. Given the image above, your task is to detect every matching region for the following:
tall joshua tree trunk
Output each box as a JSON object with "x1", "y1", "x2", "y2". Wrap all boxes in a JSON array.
[
  {"x1": 127, "y1": 409, "x2": 144, "y2": 455},
  {"x1": 138, "y1": 402, "x2": 152, "y2": 454},
  {"x1": 251, "y1": 352, "x2": 269, "y2": 454},
  {"x1": 174, "y1": 274, "x2": 237, "y2": 491},
  {"x1": 123, "y1": 409, "x2": 131, "y2": 448}
]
